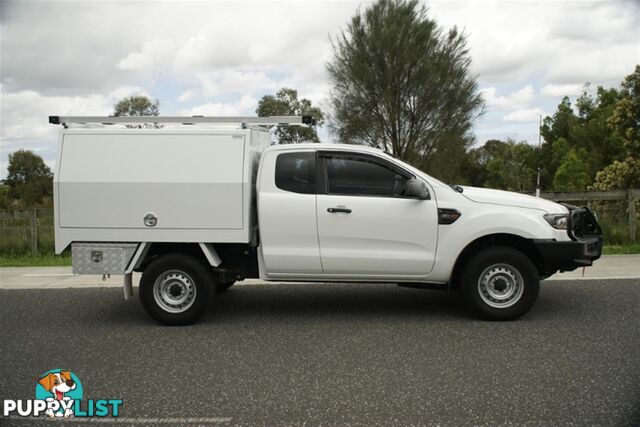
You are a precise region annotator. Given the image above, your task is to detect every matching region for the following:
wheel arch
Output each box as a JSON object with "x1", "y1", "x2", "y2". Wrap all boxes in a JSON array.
[
  {"x1": 135, "y1": 243, "x2": 213, "y2": 272},
  {"x1": 450, "y1": 233, "x2": 543, "y2": 290},
  {"x1": 134, "y1": 242, "x2": 257, "y2": 281}
]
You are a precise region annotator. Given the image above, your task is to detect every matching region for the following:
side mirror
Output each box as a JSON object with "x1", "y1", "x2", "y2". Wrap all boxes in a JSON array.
[{"x1": 404, "y1": 178, "x2": 429, "y2": 199}]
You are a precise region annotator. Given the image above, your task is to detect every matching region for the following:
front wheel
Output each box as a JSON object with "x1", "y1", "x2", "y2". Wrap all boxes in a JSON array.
[
  {"x1": 460, "y1": 246, "x2": 539, "y2": 321},
  {"x1": 139, "y1": 254, "x2": 213, "y2": 325}
]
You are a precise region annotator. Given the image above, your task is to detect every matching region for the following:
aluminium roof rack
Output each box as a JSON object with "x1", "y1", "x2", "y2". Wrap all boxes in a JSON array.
[{"x1": 48, "y1": 115, "x2": 315, "y2": 127}]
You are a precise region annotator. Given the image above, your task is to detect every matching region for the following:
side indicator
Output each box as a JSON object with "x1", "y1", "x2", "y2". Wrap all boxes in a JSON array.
[{"x1": 438, "y1": 208, "x2": 461, "y2": 225}]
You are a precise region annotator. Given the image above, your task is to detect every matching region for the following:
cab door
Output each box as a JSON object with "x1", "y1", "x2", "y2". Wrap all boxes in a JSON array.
[
  {"x1": 257, "y1": 149, "x2": 322, "y2": 275},
  {"x1": 316, "y1": 152, "x2": 438, "y2": 278}
]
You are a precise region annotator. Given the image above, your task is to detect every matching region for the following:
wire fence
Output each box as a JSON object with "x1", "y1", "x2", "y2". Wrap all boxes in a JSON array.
[
  {"x1": 0, "y1": 189, "x2": 638, "y2": 256},
  {"x1": 538, "y1": 189, "x2": 639, "y2": 244},
  {"x1": 0, "y1": 209, "x2": 55, "y2": 256}
]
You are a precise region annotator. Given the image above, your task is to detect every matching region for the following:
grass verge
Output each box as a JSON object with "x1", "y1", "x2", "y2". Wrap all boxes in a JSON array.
[
  {"x1": 0, "y1": 254, "x2": 72, "y2": 267},
  {"x1": 602, "y1": 243, "x2": 640, "y2": 255}
]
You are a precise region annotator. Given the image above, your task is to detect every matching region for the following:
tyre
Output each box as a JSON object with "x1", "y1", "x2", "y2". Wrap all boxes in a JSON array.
[
  {"x1": 139, "y1": 253, "x2": 213, "y2": 325},
  {"x1": 216, "y1": 281, "x2": 235, "y2": 294},
  {"x1": 460, "y1": 246, "x2": 539, "y2": 320}
]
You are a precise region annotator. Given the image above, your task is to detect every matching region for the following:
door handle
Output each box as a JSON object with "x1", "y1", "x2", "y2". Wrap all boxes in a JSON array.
[{"x1": 327, "y1": 207, "x2": 352, "y2": 214}]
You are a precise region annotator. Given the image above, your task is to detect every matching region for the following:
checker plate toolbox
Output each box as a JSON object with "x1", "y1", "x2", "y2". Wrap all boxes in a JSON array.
[{"x1": 72, "y1": 243, "x2": 139, "y2": 275}]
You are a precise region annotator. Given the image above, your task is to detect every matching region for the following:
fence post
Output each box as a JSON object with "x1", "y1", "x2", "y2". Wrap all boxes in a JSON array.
[
  {"x1": 629, "y1": 190, "x2": 637, "y2": 242},
  {"x1": 31, "y1": 208, "x2": 38, "y2": 256}
]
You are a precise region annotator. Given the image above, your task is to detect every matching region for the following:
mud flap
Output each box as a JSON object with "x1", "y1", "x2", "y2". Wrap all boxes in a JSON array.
[{"x1": 123, "y1": 273, "x2": 133, "y2": 300}]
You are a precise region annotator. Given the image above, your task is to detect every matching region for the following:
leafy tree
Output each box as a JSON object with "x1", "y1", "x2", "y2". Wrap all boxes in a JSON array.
[
  {"x1": 541, "y1": 96, "x2": 577, "y2": 144},
  {"x1": 592, "y1": 66, "x2": 640, "y2": 190},
  {"x1": 256, "y1": 88, "x2": 324, "y2": 144},
  {"x1": 327, "y1": 0, "x2": 484, "y2": 165},
  {"x1": 575, "y1": 83, "x2": 596, "y2": 119},
  {"x1": 113, "y1": 95, "x2": 161, "y2": 128},
  {"x1": 550, "y1": 137, "x2": 571, "y2": 172},
  {"x1": 458, "y1": 147, "x2": 488, "y2": 187},
  {"x1": 0, "y1": 184, "x2": 10, "y2": 209},
  {"x1": 592, "y1": 157, "x2": 640, "y2": 190},
  {"x1": 540, "y1": 84, "x2": 625, "y2": 189},
  {"x1": 484, "y1": 141, "x2": 537, "y2": 192},
  {"x1": 539, "y1": 96, "x2": 579, "y2": 188},
  {"x1": 608, "y1": 65, "x2": 640, "y2": 155},
  {"x1": 570, "y1": 87, "x2": 624, "y2": 172},
  {"x1": 419, "y1": 131, "x2": 470, "y2": 184},
  {"x1": 5, "y1": 150, "x2": 53, "y2": 208},
  {"x1": 461, "y1": 139, "x2": 538, "y2": 191},
  {"x1": 552, "y1": 149, "x2": 591, "y2": 190}
]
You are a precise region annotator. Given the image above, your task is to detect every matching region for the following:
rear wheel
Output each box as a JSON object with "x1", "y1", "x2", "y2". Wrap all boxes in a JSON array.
[
  {"x1": 461, "y1": 246, "x2": 539, "y2": 320},
  {"x1": 139, "y1": 254, "x2": 213, "y2": 325}
]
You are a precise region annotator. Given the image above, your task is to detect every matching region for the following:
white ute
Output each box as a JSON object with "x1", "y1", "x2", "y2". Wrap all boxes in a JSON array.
[{"x1": 50, "y1": 115, "x2": 603, "y2": 324}]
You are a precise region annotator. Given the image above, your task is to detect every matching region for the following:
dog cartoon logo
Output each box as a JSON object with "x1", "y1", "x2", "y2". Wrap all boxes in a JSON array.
[
  {"x1": 1, "y1": 369, "x2": 122, "y2": 419},
  {"x1": 35, "y1": 369, "x2": 83, "y2": 418}
]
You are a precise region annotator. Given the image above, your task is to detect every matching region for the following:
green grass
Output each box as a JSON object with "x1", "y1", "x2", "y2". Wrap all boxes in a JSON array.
[
  {"x1": 0, "y1": 211, "x2": 56, "y2": 257},
  {"x1": 602, "y1": 243, "x2": 640, "y2": 255},
  {"x1": 0, "y1": 254, "x2": 71, "y2": 267}
]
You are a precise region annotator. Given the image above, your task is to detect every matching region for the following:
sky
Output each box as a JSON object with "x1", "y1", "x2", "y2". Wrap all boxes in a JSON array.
[{"x1": 1, "y1": 0, "x2": 638, "y2": 178}]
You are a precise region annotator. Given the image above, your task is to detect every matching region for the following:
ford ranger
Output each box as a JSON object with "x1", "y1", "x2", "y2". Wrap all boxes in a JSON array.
[{"x1": 50, "y1": 115, "x2": 603, "y2": 325}]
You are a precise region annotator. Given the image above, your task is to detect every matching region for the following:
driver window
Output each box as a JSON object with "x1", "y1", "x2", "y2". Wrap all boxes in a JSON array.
[{"x1": 325, "y1": 156, "x2": 408, "y2": 197}]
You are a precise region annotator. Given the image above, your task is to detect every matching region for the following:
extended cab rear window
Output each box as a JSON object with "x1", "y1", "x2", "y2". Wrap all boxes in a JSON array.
[{"x1": 275, "y1": 152, "x2": 316, "y2": 194}]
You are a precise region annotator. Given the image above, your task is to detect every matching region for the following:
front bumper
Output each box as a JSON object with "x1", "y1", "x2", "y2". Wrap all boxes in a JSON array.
[
  {"x1": 534, "y1": 203, "x2": 603, "y2": 273},
  {"x1": 533, "y1": 237, "x2": 603, "y2": 273}
]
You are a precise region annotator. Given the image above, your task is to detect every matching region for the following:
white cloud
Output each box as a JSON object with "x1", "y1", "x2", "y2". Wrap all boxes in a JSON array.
[
  {"x1": 179, "y1": 95, "x2": 258, "y2": 117},
  {"x1": 1, "y1": 87, "x2": 145, "y2": 140},
  {"x1": 428, "y1": 0, "x2": 639, "y2": 86},
  {"x1": 177, "y1": 90, "x2": 197, "y2": 103},
  {"x1": 197, "y1": 70, "x2": 278, "y2": 97},
  {"x1": 1, "y1": 1, "x2": 357, "y2": 95},
  {"x1": 3, "y1": 1, "x2": 637, "y2": 96},
  {"x1": 1, "y1": 2, "x2": 160, "y2": 94},
  {"x1": 541, "y1": 83, "x2": 583, "y2": 97},
  {"x1": 481, "y1": 85, "x2": 534, "y2": 110},
  {"x1": 503, "y1": 107, "x2": 546, "y2": 123},
  {"x1": 542, "y1": 42, "x2": 639, "y2": 84},
  {"x1": 0, "y1": 86, "x2": 149, "y2": 175},
  {"x1": 174, "y1": 31, "x2": 246, "y2": 72},
  {"x1": 117, "y1": 38, "x2": 175, "y2": 72}
]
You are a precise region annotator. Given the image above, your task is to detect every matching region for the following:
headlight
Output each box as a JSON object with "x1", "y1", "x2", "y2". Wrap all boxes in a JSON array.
[{"x1": 544, "y1": 214, "x2": 568, "y2": 230}]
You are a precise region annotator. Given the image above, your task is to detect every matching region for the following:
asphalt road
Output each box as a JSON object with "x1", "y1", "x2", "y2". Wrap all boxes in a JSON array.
[{"x1": 1, "y1": 279, "x2": 639, "y2": 426}]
